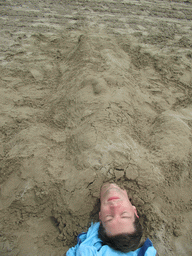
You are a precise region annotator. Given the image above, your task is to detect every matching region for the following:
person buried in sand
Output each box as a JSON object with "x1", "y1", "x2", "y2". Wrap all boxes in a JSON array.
[{"x1": 66, "y1": 182, "x2": 157, "y2": 255}]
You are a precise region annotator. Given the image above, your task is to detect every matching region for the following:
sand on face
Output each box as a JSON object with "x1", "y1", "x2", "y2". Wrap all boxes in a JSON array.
[{"x1": 0, "y1": 0, "x2": 192, "y2": 255}]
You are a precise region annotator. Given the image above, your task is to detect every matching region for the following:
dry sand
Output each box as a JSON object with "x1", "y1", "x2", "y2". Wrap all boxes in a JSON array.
[{"x1": 0, "y1": 0, "x2": 192, "y2": 255}]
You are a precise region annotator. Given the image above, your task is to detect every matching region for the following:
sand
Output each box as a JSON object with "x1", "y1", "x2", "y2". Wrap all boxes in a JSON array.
[{"x1": 0, "y1": 0, "x2": 192, "y2": 255}]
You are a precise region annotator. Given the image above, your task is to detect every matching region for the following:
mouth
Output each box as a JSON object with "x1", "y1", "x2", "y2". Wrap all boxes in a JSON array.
[{"x1": 108, "y1": 196, "x2": 120, "y2": 201}]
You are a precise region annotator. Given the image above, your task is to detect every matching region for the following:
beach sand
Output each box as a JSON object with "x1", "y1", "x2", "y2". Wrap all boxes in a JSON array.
[{"x1": 0, "y1": 0, "x2": 192, "y2": 255}]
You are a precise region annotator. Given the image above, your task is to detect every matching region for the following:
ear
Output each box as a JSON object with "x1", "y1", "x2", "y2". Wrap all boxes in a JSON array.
[{"x1": 133, "y1": 206, "x2": 139, "y2": 218}]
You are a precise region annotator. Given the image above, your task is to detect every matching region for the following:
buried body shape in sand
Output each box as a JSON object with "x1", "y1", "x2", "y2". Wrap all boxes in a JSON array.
[
  {"x1": 0, "y1": 3, "x2": 192, "y2": 253},
  {"x1": 66, "y1": 183, "x2": 157, "y2": 255}
]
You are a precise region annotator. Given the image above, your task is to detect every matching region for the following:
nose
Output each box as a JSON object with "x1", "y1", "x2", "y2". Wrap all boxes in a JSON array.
[
  {"x1": 108, "y1": 201, "x2": 121, "y2": 215},
  {"x1": 109, "y1": 199, "x2": 121, "y2": 208}
]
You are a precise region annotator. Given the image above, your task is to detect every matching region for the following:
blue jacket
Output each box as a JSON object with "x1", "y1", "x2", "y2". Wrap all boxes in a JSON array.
[{"x1": 66, "y1": 222, "x2": 157, "y2": 256}]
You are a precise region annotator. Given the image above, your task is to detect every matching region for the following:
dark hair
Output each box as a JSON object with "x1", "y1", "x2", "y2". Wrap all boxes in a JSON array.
[{"x1": 98, "y1": 214, "x2": 143, "y2": 253}]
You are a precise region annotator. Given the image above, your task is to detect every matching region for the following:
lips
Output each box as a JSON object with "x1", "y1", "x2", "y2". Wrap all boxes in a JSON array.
[{"x1": 108, "y1": 196, "x2": 120, "y2": 201}]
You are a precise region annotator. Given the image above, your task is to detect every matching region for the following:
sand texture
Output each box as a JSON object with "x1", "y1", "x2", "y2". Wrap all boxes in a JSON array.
[{"x1": 0, "y1": 0, "x2": 192, "y2": 255}]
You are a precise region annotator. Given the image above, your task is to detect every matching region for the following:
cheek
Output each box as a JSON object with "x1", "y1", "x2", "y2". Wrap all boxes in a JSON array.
[
  {"x1": 122, "y1": 189, "x2": 129, "y2": 198},
  {"x1": 100, "y1": 206, "x2": 109, "y2": 218},
  {"x1": 99, "y1": 212, "x2": 105, "y2": 222}
]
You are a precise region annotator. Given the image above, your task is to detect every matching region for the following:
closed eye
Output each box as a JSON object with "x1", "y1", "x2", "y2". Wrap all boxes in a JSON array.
[
  {"x1": 105, "y1": 216, "x2": 113, "y2": 223},
  {"x1": 121, "y1": 212, "x2": 131, "y2": 218}
]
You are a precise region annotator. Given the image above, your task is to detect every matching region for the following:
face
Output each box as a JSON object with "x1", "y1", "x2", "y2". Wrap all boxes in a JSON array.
[{"x1": 99, "y1": 183, "x2": 138, "y2": 236}]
